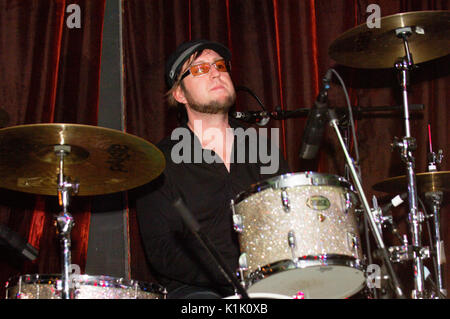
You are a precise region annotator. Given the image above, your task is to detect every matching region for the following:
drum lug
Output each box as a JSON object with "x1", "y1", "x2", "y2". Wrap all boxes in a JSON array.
[
  {"x1": 233, "y1": 214, "x2": 244, "y2": 233},
  {"x1": 231, "y1": 199, "x2": 244, "y2": 233},
  {"x1": 238, "y1": 253, "x2": 249, "y2": 288},
  {"x1": 288, "y1": 230, "x2": 299, "y2": 263},
  {"x1": 344, "y1": 192, "x2": 353, "y2": 214},
  {"x1": 347, "y1": 232, "x2": 360, "y2": 257},
  {"x1": 239, "y1": 253, "x2": 249, "y2": 271},
  {"x1": 281, "y1": 188, "x2": 290, "y2": 212}
]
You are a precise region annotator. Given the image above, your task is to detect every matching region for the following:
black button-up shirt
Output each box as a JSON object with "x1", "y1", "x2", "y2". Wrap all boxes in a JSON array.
[{"x1": 134, "y1": 119, "x2": 290, "y2": 294}]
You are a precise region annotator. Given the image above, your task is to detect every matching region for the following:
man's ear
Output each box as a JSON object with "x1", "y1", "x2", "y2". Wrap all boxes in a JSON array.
[{"x1": 172, "y1": 85, "x2": 187, "y2": 105}]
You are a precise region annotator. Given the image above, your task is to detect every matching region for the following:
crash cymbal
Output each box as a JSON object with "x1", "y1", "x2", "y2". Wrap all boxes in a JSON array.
[
  {"x1": 373, "y1": 171, "x2": 450, "y2": 194},
  {"x1": 0, "y1": 123, "x2": 165, "y2": 196},
  {"x1": 329, "y1": 11, "x2": 450, "y2": 69}
]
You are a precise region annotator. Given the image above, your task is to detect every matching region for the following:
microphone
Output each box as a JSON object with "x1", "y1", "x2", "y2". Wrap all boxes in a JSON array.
[
  {"x1": 299, "y1": 69, "x2": 332, "y2": 159},
  {"x1": 231, "y1": 110, "x2": 270, "y2": 126},
  {"x1": 0, "y1": 224, "x2": 39, "y2": 261},
  {"x1": 376, "y1": 193, "x2": 407, "y2": 241},
  {"x1": 381, "y1": 193, "x2": 407, "y2": 215}
]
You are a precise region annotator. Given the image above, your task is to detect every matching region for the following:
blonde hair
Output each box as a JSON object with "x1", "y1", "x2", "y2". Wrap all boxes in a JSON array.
[{"x1": 165, "y1": 51, "x2": 203, "y2": 107}]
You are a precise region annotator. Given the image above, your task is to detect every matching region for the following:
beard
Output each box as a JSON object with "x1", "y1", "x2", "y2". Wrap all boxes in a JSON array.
[{"x1": 182, "y1": 85, "x2": 236, "y2": 115}]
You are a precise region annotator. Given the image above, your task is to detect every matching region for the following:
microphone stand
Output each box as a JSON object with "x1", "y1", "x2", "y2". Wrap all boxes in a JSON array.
[
  {"x1": 172, "y1": 198, "x2": 250, "y2": 299},
  {"x1": 327, "y1": 109, "x2": 405, "y2": 299}
]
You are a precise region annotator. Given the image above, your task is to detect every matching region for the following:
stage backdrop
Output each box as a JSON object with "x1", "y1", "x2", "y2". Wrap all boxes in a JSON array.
[{"x1": 0, "y1": 0, "x2": 448, "y2": 298}]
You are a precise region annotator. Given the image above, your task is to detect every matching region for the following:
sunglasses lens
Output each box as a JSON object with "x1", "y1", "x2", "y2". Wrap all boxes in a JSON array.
[
  {"x1": 190, "y1": 63, "x2": 211, "y2": 76},
  {"x1": 185, "y1": 59, "x2": 229, "y2": 78},
  {"x1": 214, "y1": 60, "x2": 228, "y2": 72}
]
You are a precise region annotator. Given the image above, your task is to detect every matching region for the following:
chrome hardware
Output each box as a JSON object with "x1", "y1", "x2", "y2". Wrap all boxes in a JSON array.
[
  {"x1": 287, "y1": 230, "x2": 297, "y2": 261},
  {"x1": 388, "y1": 244, "x2": 431, "y2": 263},
  {"x1": 232, "y1": 214, "x2": 243, "y2": 233},
  {"x1": 281, "y1": 188, "x2": 290, "y2": 212},
  {"x1": 343, "y1": 192, "x2": 353, "y2": 214},
  {"x1": 231, "y1": 199, "x2": 243, "y2": 233},
  {"x1": 239, "y1": 253, "x2": 249, "y2": 271},
  {"x1": 347, "y1": 232, "x2": 359, "y2": 257}
]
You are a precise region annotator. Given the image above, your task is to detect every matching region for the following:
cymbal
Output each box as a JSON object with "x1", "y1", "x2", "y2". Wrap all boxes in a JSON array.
[
  {"x1": 373, "y1": 171, "x2": 450, "y2": 194},
  {"x1": 0, "y1": 123, "x2": 165, "y2": 196},
  {"x1": 329, "y1": 11, "x2": 450, "y2": 69}
]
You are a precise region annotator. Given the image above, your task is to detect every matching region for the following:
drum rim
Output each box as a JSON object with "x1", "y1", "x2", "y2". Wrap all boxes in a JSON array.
[
  {"x1": 6, "y1": 273, "x2": 167, "y2": 295},
  {"x1": 245, "y1": 254, "x2": 365, "y2": 285},
  {"x1": 235, "y1": 172, "x2": 355, "y2": 203},
  {"x1": 223, "y1": 292, "x2": 293, "y2": 299}
]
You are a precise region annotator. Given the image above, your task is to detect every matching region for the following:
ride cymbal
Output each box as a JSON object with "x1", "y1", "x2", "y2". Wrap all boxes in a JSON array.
[
  {"x1": 0, "y1": 123, "x2": 165, "y2": 196},
  {"x1": 373, "y1": 171, "x2": 450, "y2": 194},
  {"x1": 329, "y1": 11, "x2": 450, "y2": 69}
]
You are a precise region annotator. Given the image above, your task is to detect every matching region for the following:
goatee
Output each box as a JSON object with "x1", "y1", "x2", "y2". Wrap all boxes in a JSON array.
[{"x1": 184, "y1": 90, "x2": 236, "y2": 115}]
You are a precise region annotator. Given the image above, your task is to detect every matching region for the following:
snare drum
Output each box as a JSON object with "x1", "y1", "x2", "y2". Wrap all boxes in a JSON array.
[
  {"x1": 5, "y1": 274, "x2": 167, "y2": 299},
  {"x1": 232, "y1": 172, "x2": 365, "y2": 299}
]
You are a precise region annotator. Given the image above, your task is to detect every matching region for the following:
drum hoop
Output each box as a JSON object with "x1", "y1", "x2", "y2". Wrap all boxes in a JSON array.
[
  {"x1": 245, "y1": 254, "x2": 365, "y2": 286},
  {"x1": 235, "y1": 172, "x2": 355, "y2": 203},
  {"x1": 6, "y1": 274, "x2": 167, "y2": 295},
  {"x1": 223, "y1": 292, "x2": 293, "y2": 299}
]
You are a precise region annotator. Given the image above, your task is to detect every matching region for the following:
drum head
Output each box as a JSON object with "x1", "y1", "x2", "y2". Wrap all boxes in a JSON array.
[
  {"x1": 247, "y1": 264, "x2": 366, "y2": 299},
  {"x1": 223, "y1": 292, "x2": 292, "y2": 299}
]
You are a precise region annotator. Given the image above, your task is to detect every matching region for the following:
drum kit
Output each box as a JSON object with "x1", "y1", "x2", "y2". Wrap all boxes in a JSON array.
[
  {"x1": 0, "y1": 10, "x2": 449, "y2": 299},
  {"x1": 232, "y1": 10, "x2": 450, "y2": 300}
]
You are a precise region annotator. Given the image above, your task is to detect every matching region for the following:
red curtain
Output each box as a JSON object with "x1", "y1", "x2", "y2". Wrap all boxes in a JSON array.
[
  {"x1": 0, "y1": 0, "x2": 105, "y2": 297},
  {"x1": 123, "y1": 0, "x2": 450, "y2": 294},
  {"x1": 0, "y1": 0, "x2": 448, "y2": 298}
]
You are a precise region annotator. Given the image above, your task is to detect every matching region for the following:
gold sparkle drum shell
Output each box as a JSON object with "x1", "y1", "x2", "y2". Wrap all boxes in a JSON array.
[
  {"x1": 5, "y1": 274, "x2": 167, "y2": 299},
  {"x1": 232, "y1": 172, "x2": 366, "y2": 299}
]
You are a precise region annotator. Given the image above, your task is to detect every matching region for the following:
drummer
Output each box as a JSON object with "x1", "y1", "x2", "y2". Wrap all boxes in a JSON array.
[{"x1": 135, "y1": 39, "x2": 290, "y2": 299}]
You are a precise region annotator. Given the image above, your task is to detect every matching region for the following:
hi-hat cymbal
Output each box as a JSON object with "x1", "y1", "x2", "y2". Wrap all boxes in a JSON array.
[
  {"x1": 373, "y1": 171, "x2": 450, "y2": 194},
  {"x1": 0, "y1": 123, "x2": 165, "y2": 196},
  {"x1": 329, "y1": 11, "x2": 450, "y2": 69}
]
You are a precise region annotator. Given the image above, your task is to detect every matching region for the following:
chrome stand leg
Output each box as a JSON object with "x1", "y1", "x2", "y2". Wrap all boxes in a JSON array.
[
  {"x1": 393, "y1": 29, "x2": 426, "y2": 298},
  {"x1": 425, "y1": 191, "x2": 447, "y2": 298},
  {"x1": 54, "y1": 145, "x2": 79, "y2": 299},
  {"x1": 56, "y1": 211, "x2": 74, "y2": 299}
]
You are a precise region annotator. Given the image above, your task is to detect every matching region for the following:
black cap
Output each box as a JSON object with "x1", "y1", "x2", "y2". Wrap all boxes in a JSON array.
[{"x1": 165, "y1": 39, "x2": 231, "y2": 89}]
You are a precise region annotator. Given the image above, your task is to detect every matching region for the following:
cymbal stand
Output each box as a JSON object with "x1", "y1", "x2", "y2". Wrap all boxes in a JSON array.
[
  {"x1": 425, "y1": 190, "x2": 446, "y2": 298},
  {"x1": 54, "y1": 145, "x2": 79, "y2": 299},
  {"x1": 328, "y1": 109, "x2": 405, "y2": 299},
  {"x1": 392, "y1": 27, "x2": 425, "y2": 298},
  {"x1": 425, "y1": 147, "x2": 446, "y2": 298}
]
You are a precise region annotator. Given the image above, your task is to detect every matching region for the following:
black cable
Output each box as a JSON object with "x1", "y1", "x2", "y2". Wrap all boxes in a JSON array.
[{"x1": 235, "y1": 86, "x2": 267, "y2": 111}]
